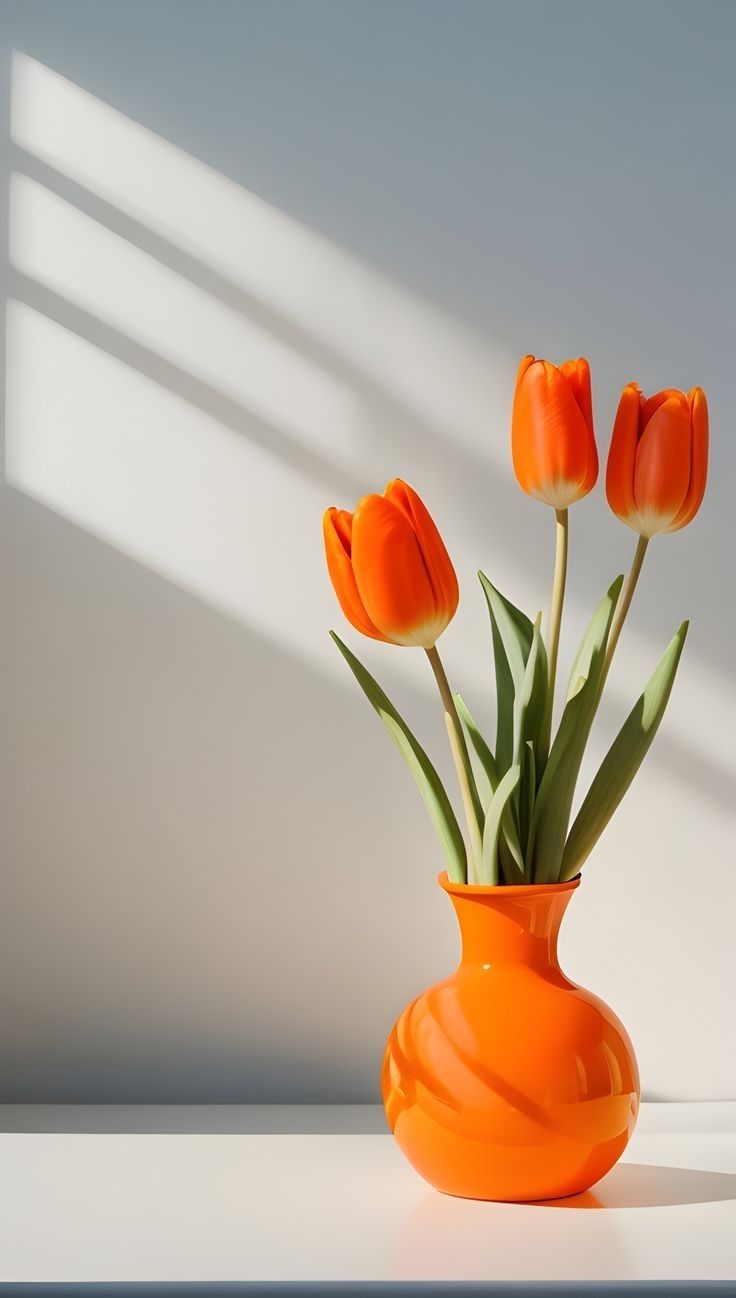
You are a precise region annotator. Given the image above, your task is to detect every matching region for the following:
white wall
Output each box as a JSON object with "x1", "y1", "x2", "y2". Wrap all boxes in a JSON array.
[{"x1": 0, "y1": 0, "x2": 734, "y2": 1101}]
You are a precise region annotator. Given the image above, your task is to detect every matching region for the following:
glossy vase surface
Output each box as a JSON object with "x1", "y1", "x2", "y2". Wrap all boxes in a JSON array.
[{"x1": 382, "y1": 873, "x2": 639, "y2": 1202}]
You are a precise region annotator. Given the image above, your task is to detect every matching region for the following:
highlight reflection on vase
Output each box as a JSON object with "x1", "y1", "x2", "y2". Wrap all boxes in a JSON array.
[{"x1": 382, "y1": 873, "x2": 639, "y2": 1202}]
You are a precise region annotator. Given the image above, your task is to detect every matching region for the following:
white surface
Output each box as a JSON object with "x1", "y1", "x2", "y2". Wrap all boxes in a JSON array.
[{"x1": 0, "y1": 1104, "x2": 734, "y2": 1285}]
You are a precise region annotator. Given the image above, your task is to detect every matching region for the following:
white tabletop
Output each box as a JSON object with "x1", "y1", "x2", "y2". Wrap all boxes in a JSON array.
[{"x1": 0, "y1": 1103, "x2": 735, "y2": 1293}]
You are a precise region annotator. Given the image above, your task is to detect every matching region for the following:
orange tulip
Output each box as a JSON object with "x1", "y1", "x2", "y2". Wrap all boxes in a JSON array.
[
  {"x1": 323, "y1": 479, "x2": 458, "y2": 648},
  {"x1": 511, "y1": 355, "x2": 598, "y2": 508},
  {"x1": 606, "y1": 384, "x2": 708, "y2": 537}
]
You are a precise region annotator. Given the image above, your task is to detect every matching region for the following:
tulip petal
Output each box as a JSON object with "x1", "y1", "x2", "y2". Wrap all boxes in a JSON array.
[
  {"x1": 633, "y1": 395, "x2": 692, "y2": 536},
  {"x1": 561, "y1": 358, "x2": 598, "y2": 496},
  {"x1": 512, "y1": 359, "x2": 596, "y2": 507},
  {"x1": 351, "y1": 494, "x2": 444, "y2": 646},
  {"x1": 323, "y1": 508, "x2": 387, "y2": 641},
  {"x1": 641, "y1": 388, "x2": 684, "y2": 425},
  {"x1": 560, "y1": 357, "x2": 594, "y2": 434},
  {"x1": 667, "y1": 387, "x2": 709, "y2": 532},
  {"x1": 515, "y1": 353, "x2": 537, "y2": 387},
  {"x1": 606, "y1": 383, "x2": 642, "y2": 529},
  {"x1": 384, "y1": 479, "x2": 459, "y2": 623}
]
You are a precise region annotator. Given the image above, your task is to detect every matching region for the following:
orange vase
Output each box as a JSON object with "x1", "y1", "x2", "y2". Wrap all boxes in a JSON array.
[{"x1": 382, "y1": 873, "x2": 639, "y2": 1201}]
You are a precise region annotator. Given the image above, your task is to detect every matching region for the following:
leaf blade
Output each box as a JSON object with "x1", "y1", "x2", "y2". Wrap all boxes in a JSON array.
[
  {"x1": 455, "y1": 692, "x2": 526, "y2": 877},
  {"x1": 561, "y1": 621, "x2": 689, "y2": 878},
  {"x1": 529, "y1": 576, "x2": 623, "y2": 884},
  {"x1": 478, "y1": 573, "x2": 534, "y2": 776},
  {"x1": 455, "y1": 693, "x2": 498, "y2": 807},
  {"x1": 481, "y1": 764, "x2": 521, "y2": 885},
  {"x1": 330, "y1": 632, "x2": 467, "y2": 881},
  {"x1": 564, "y1": 575, "x2": 624, "y2": 703},
  {"x1": 519, "y1": 739, "x2": 536, "y2": 859},
  {"x1": 512, "y1": 614, "x2": 546, "y2": 764}
]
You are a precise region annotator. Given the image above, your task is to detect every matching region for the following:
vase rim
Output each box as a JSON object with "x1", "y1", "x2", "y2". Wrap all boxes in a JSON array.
[{"x1": 438, "y1": 870, "x2": 580, "y2": 898}]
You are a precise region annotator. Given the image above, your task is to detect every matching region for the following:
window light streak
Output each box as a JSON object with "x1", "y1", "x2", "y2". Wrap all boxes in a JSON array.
[
  {"x1": 9, "y1": 173, "x2": 361, "y2": 474},
  {"x1": 4, "y1": 302, "x2": 337, "y2": 656},
  {"x1": 10, "y1": 52, "x2": 512, "y2": 462}
]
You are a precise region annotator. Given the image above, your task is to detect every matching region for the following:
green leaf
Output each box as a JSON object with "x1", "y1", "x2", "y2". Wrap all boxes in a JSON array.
[
  {"x1": 455, "y1": 692, "x2": 525, "y2": 877},
  {"x1": 519, "y1": 739, "x2": 536, "y2": 858},
  {"x1": 561, "y1": 621, "x2": 689, "y2": 879},
  {"x1": 455, "y1": 693, "x2": 498, "y2": 808},
  {"x1": 500, "y1": 821, "x2": 525, "y2": 878},
  {"x1": 478, "y1": 573, "x2": 534, "y2": 776},
  {"x1": 499, "y1": 835, "x2": 526, "y2": 886},
  {"x1": 529, "y1": 576, "x2": 623, "y2": 885},
  {"x1": 443, "y1": 711, "x2": 483, "y2": 882},
  {"x1": 481, "y1": 764, "x2": 521, "y2": 885},
  {"x1": 516, "y1": 612, "x2": 545, "y2": 758},
  {"x1": 455, "y1": 690, "x2": 528, "y2": 877},
  {"x1": 330, "y1": 632, "x2": 467, "y2": 881},
  {"x1": 509, "y1": 611, "x2": 545, "y2": 859},
  {"x1": 564, "y1": 578, "x2": 623, "y2": 703},
  {"x1": 512, "y1": 613, "x2": 548, "y2": 765}
]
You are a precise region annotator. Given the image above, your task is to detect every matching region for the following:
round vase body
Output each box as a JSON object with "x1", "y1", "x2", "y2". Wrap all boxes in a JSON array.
[{"x1": 382, "y1": 874, "x2": 639, "y2": 1201}]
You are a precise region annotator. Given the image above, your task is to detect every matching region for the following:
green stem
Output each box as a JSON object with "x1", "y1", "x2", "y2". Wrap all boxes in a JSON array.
[
  {"x1": 540, "y1": 507, "x2": 569, "y2": 756},
  {"x1": 601, "y1": 535, "x2": 649, "y2": 684},
  {"x1": 425, "y1": 645, "x2": 484, "y2": 882}
]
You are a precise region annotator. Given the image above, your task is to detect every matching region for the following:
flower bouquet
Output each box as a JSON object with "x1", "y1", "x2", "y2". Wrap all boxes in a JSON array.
[{"x1": 322, "y1": 356, "x2": 708, "y2": 1201}]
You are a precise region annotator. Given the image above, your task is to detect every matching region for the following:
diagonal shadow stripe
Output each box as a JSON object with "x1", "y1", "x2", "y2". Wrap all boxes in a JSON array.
[{"x1": 8, "y1": 268, "x2": 363, "y2": 500}]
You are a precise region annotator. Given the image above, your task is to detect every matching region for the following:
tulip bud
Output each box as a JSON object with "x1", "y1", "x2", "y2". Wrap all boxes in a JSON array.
[
  {"x1": 323, "y1": 480, "x2": 458, "y2": 648},
  {"x1": 511, "y1": 355, "x2": 598, "y2": 509},
  {"x1": 606, "y1": 384, "x2": 708, "y2": 537}
]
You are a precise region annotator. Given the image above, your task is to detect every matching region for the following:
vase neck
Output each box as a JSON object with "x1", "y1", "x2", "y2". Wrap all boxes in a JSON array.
[{"x1": 448, "y1": 887, "x2": 576, "y2": 971}]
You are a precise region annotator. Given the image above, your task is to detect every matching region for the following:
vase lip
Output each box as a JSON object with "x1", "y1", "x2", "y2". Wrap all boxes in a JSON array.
[{"x1": 438, "y1": 870, "x2": 581, "y2": 898}]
